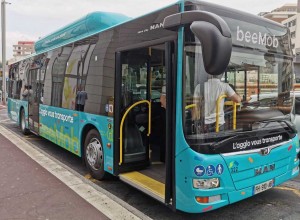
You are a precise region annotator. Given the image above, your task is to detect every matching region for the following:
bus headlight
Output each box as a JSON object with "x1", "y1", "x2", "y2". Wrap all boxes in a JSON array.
[{"x1": 193, "y1": 178, "x2": 220, "y2": 189}]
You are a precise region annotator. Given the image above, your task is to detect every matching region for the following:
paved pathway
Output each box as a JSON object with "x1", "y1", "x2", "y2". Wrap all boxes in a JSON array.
[{"x1": 0, "y1": 112, "x2": 147, "y2": 220}]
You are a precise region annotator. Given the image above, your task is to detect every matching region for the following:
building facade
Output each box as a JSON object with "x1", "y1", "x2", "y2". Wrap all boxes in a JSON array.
[
  {"x1": 281, "y1": 12, "x2": 300, "y2": 53},
  {"x1": 259, "y1": 2, "x2": 300, "y2": 85},
  {"x1": 261, "y1": 3, "x2": 297, "y2": 23},
  {"x1": 13, "y1": 41, "x2": 35, "y2": 59},
  {"x1": 281, "y1": 13, "x2": 300, "y2": 84}
]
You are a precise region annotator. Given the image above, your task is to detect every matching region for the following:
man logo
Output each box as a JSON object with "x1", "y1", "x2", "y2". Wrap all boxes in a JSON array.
[
  {"x1": 260, "y1": 147, "x2": 270, "y2": 156},
  {"x1": 254, "y1": 163, "x2": 275, "y2": 176}
]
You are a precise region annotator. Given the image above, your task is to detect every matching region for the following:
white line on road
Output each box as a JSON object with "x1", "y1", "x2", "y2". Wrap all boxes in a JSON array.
[{"x1": 0, "y1": 124, "x2": 152, "y2": 220}]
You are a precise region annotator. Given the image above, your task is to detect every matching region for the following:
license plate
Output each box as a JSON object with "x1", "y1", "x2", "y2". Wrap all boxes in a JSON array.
[{"x1": 253, "y1": 179, "x2": 274, "y2": 195}]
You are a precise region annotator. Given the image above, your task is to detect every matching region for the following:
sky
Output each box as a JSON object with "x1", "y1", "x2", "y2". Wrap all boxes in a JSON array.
[{"x1": 0, "y1": 0, "x2": 297, "y2": 60}]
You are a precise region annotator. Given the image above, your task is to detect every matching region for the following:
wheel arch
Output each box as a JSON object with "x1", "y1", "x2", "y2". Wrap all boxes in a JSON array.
[{"x1": 81, "y1": 123, "x2": 109, "y2": 180}]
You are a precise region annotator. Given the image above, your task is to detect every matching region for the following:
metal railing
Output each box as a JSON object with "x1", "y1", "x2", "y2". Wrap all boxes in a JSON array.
[
  {"x1": 119, "y1": 100, "x2": 151, "y2": 165},
  {"x1": 216, "y1": 95, "x2": 238, "y2": 132}
]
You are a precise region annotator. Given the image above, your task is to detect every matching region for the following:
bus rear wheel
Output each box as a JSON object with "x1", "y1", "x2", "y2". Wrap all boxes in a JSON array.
[
  {"x1": 20, "y1": 109, "x2": 29, "y2": 135},
  {"x1": 84, "y1": 129, "x2": 107, "y2": 180}
]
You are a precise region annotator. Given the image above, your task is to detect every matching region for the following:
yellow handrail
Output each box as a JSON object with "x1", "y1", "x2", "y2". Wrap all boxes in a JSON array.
[
  {"x1": 185, "y1": 103, "x2": 196, "y2": 110},
  {"x1": 216, "y1": 95, "x2": 227, "y2": 132},
  {"x1": 216, "y1": 95, "x2": 238, "y2": 132},
  {"x1": 233, "y1": 102, "x2": 237, "y2": 130},
  {"x1": 119, "y1": 100, "x2": 151, "y2": 165}
]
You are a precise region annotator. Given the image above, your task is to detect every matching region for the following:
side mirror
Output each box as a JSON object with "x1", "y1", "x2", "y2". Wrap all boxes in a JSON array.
[{"x1": 163, "y1": 11, "x2": 232, "y2": 75}]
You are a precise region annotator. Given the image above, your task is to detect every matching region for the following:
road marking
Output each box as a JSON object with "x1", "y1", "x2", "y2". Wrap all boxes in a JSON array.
[
  {"x1": 275, "y1": 186, "x2": 300, "y2": 197},
  {"x1": 0, "y1": 124, "x2": 152, "y2": 220}
]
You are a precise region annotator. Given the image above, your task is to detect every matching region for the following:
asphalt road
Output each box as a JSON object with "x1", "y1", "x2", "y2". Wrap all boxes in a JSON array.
[{"x1": 1, "y1": 108, "x2": 300, "y2": 220}]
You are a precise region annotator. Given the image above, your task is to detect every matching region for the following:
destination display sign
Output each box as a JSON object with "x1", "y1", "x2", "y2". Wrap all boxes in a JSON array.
[
  {"x1": 199, "y1": 132, "x2": 291, "y2": 154},
  {"x1": 222, "y1": 16, "x2": 291, "y2": 56}
]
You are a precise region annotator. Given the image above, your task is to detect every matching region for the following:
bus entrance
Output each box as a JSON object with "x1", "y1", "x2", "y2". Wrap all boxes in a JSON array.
[
  {"x1": 115, "y1": 42, "x2": 173, "y2": 202},
  {"x1": 27, "y1": 68, "x2": 42, "y2": 134}
]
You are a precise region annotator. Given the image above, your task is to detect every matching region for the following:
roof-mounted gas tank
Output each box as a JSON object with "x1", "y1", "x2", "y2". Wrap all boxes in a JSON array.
[{"x1": 34, "y1": 11, "x2": 131, "y2": 53}]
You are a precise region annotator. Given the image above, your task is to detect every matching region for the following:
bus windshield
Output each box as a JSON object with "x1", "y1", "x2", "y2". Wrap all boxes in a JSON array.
[{"x1": 183, "y1": 44, "x2": 293, "y2": 146}]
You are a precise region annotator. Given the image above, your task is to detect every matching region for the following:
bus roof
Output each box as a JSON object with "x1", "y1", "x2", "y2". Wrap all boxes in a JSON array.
[
  {"x1": 12, "y1": 1, "x2": 181, "y2": 64},
  {"x1": 11, "y1": 0, "x2": 289, "y2": 64},
  {"x1": 186, "y1": 0, "x2": 286, "y2": 29},
  {"x1": 34, "y1": 11, "x2": 132, "y2": 54}
]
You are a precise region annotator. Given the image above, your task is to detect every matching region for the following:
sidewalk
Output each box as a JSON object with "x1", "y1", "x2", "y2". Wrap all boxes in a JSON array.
[
  {"x1": 0, "y1": 132, "x2": 109, "y2": 220},
  {"x1": 0, "y1": 104, "x2": 6, "y2": 110}
]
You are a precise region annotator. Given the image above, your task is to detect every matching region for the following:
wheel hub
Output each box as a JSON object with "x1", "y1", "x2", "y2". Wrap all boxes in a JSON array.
[{"x1": 86, "y1": 138, "x2": 103, "y2": 170}]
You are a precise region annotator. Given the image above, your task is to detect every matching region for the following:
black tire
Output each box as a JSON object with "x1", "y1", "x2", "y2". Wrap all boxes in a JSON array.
[
  {"x1": 20, "y1": 109, "x2": 29, "y2": 135},
  {"x1": 84, "y1": 129, "x2": 107, "y2": 180}
]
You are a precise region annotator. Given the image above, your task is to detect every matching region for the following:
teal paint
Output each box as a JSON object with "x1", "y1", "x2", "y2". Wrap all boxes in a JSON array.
[
  {"x1": 175, "y1": 135, "x2": 299, "y2": 213},
  {"x1": 39, "y1": 104, "x2": 114, "y2": 174},
  {"x1": 35, "y1": 12, "x2": 131, "y2": 53},
  {"x1": 7, "y1": 98, "x2": 29, "y2": 127}
]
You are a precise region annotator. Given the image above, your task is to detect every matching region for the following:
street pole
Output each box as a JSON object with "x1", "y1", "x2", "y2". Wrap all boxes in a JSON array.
[{"x1": 1, "y1": 0, "x2": 9, "y2": 105}]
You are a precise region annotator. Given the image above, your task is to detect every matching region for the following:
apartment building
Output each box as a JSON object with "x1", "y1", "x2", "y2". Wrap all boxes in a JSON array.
[
  {"x1": 259, "y1": 2, "x2": 300, "y2": 83},
  {"x1": 13, "y1": 41, "x2": 35, "y2": 59},
  {"x1": 262, "y1": 3, "x2": 297, "y2": 23}
]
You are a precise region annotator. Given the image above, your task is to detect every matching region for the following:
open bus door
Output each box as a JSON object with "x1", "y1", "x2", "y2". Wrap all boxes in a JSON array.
[
  {"x1": 27, "y1": 68, "x2": 42, "y2": 134},
  {"x1": 116, "y1": 51, "x2": 151, "y2": 170},
  {"x1": 114, "y1": 42, "x2": 175, "y2": 206}
]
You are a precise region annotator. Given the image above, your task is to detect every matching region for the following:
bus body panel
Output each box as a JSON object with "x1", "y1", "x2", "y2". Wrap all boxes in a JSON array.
[
  {"x1": 175, "y1": 136, "x2": 299, "y2": 213},
  {"x1": 221, "y1": 136, "x2": 299, "y2": 190},
  {"x1": 39, "y1": 104, "x2": 114, "y2": 174},
  {"x1": 35, "y1": 12, "x2": 131, "y2": 54},
  {"x1": 39, "y1": 104, "x2": 81, "y2": 155},
  {"x1": 175, "y1": 147, "x2": 233, "y2": 213},
  {"x1": 228, "y1": 161, "x2": 299, "y2": 204},
  {"x1": 7, "y1": 98, "x2": 28, "y2": 127},
  {"x1": 78, "y1": 112, "x2": 114, "y2": 174}
]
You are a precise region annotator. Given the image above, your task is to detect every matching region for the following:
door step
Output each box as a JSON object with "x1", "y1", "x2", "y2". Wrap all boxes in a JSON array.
[{"x1": 119, "y1": 171, "x2": 165, "y2": 203}]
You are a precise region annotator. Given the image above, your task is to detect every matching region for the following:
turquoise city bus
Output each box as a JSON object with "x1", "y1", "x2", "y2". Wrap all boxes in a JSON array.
[{"x1": 7, "y1": 0, "x2": 299, "y2": 213}]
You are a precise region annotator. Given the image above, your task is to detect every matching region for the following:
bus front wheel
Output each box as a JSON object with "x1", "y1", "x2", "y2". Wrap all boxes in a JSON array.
[
  {"x1": 20, "y1": 109, "x2": 29, "y2": 135},
  {"x1": 84, "y1": 129, "x2": 107, "y2": 180}
]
